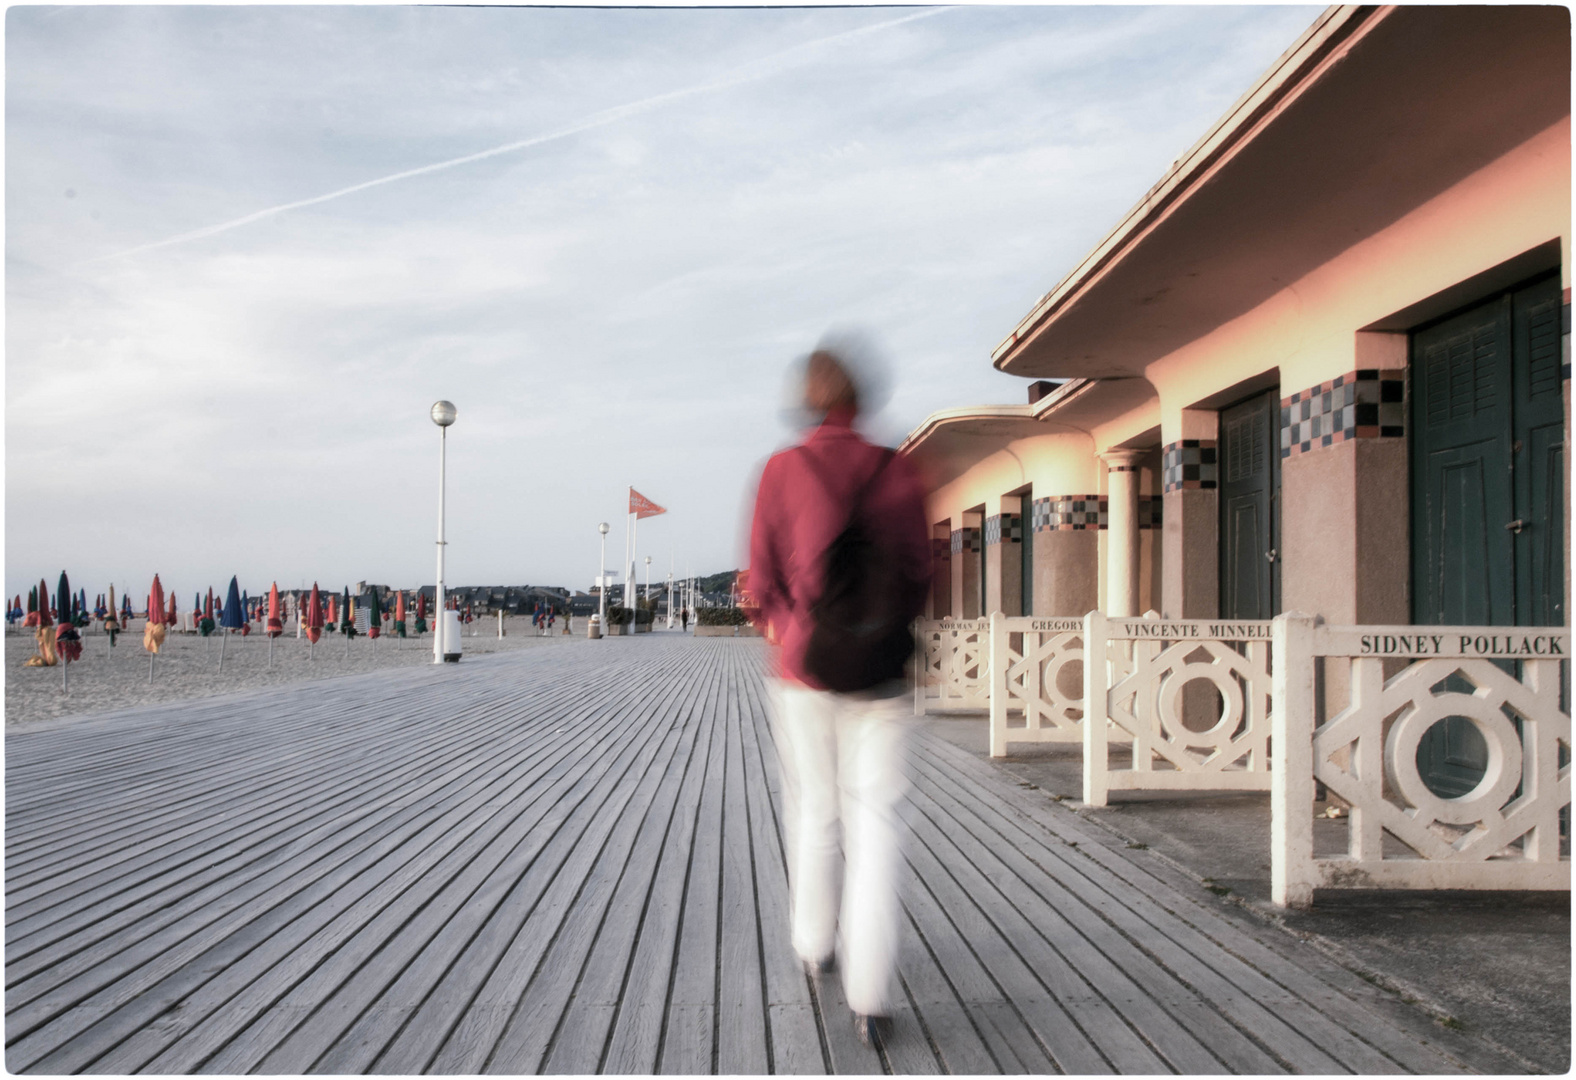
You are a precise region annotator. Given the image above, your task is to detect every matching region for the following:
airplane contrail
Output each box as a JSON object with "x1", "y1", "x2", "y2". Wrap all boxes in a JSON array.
[{"x1": 81, "y1": 7, "x2": 953, "y2": 266}]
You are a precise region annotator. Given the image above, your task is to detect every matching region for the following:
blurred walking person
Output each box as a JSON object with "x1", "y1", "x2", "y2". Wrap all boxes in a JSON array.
[{"x1": 747, "y1": 340, "x2": 929, "y2": 1049}]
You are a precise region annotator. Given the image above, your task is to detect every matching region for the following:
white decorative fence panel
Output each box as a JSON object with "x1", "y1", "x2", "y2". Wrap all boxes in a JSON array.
[
  {"x1": 988, "y1": 614, "x2": 1087, "y2": 757},
  {"x1": 1272, "y1": 617, "x2": 1571, "y2": 907},
  {"x1": 913, "y1": 619, "x2": 991, "y2": 714},
  {"x1": 1083, "y1": 611, "x2": 1275, "y2": 807}
]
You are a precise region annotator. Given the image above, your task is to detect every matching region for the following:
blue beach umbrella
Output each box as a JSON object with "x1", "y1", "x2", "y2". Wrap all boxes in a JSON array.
[
  {"x1": 221, "y1": 576, "x2": 244, "y2": 630},
  {"x1": 218, "y1": 575, "x2": 244, "y2": 672}
]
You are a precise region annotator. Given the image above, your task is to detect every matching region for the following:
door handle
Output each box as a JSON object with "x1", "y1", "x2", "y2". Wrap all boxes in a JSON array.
[
  {"x1": 1265, "y1": 549, "x2": 1277, "y2": 563},
  {"x1": 1506, "y1": 519, "x2": 1526, "y2": 534}
]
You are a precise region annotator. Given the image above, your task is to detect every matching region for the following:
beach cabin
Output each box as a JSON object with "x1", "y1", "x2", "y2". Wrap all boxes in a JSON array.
[
  {"x1": 903, "y1": 5, "x2": 1569, "y2": 900},
  {"x1": 906, "y1": 5, "x2": 1567, "y2": 635}
]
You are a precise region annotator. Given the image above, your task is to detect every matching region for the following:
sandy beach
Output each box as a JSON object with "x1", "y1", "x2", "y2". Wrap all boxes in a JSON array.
[{"x1": 4, "y1": 617, "x2": 590, "y2": 727}]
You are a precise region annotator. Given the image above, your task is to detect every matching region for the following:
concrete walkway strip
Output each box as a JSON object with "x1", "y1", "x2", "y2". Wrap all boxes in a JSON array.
[{"x1": 6, "y1": 637, "x2": 1521, "y2": 1074}]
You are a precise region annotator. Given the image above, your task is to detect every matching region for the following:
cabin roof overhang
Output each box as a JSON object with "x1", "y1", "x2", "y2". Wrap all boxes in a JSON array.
[
  {"x1": 901, "y1": 378, "x2": 1159, "y2": 491},
  {"x1": 992, "y1": 4, "x2": 1572, "y2": 379}
]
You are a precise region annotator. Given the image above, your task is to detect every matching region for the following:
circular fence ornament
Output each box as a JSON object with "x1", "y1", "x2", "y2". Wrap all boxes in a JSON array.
[
  {"x1": 1385, "y1": 685, "x2": 1523, "y2": 827},
  {"x1": 1153, "y1": 646, "x2": 1254, "y2": 751}
]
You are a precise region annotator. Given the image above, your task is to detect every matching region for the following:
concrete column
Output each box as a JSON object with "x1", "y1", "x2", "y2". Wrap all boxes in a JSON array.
[
  {"x1": 984, "y1": 499, "x2": 1022, "y2": 617},
  {"x1": 1161, "y1": 410, "x2": 1219, "y2": 620},
  {"x1": 930, "y1": 524, "x2": 951, "y2": 619},
  {"x1": 1034, "y1": 531, "x2": 1099, "y2": 616},
  {"x1": 1281, "y1": 336, "x2": 1409, "y2": 627},
  {"x1": 949, "y1": 514, "x2": 962, "y2": 618},
  {"x1": 1100, "y1": 450, "x2": 1145, "y2": 616},
  {"x1": 957, "y1": 509, "x2": 983, "y2": 619},
  {"x1": 985, "y1": 542, "x2": 1003, "y2": 616}
]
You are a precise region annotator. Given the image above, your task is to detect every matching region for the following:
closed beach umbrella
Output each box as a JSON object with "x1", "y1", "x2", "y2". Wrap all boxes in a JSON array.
[
  {"x1": 24, "y1": 586, "x2": 38, "y2": 628},
  {"x1": 221, "y1": 576, "x2": 244, "y2": 630},
  {"x1": 166, "y1": 590, "x2": 177, "y2": 627},
  {"x1": 121, "y1": 591, "x2": 133, "y2": 623},
  {"x1": 55, "y1": 572, "x2": 82, "y2": 680},
  {"x1": 218, "y1": 576, "x2": 244, "y2": 672},
  {"x1": 394, "y1": 590, "x2": 407, "y2": 638},
  {"x1": 342, "y1": 587, "x2": 356, "y2": 636},
  {"x1": 143, "y1": 574, "x2": 167, "y2": 684},
  {"x1": 415, "y1": 591, "x2": 427, "y2": 635},
  {"x1": 325, "y1": 593, "x2": 337, "y2": 633},
  {"x1": 37, "y1": 579, "x2": 52, "y2": 628},
  {"x1": 105, "y1": 584, "x2": 120, "y2": 645},
  {"x1": 305, "y1": 582, "x2": 324, "y2": 645},
  {"x1": 199, "y1": 589, "x2": 215, "y2": 637},
  {"x1": 368, "y1": 590, "x2": 382, "y2": 639},
  {"x1": 265, "y1": 582, "x2": 283, "y2": 667}
]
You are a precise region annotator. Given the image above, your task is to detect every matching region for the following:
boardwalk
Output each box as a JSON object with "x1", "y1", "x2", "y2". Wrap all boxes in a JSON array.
[{"x1": 6, "y1": 637, "x2": 1512, "y2": 1074}]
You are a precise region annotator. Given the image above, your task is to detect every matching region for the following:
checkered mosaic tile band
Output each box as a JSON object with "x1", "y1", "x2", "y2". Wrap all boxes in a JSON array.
[
  {"x1": 1162, "y1": 440, "x2": 1217, "y2": 494},
  {"x1": 984, "y1": 513, "x2": 1022, "y2": 546},
  {"x1": 1034, "y1": 496, "x2": 1104, "y2": 531},
  {"x1": 932, "y1": 537, "x2": 951, "y2": 561},
  {"x1": 1027, "y1": 497, "x2": 1162, "y2": 531},
  {"x1": 950, "y1": 527, "x2": 980, "y2": 554},
  {"x1": 1281, "y1": 369, "x2": 1404, "y2": 459}
]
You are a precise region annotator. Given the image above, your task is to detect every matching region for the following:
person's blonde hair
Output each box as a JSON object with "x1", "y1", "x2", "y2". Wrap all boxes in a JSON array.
[{"x1": 804, "y1": 349, "x2": 859, "y2": 414}]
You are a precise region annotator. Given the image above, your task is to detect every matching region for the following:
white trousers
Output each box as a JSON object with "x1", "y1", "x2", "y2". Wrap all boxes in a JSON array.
[{"x1": 770, "y1": 679, "x2": 908, "y2": 1017}]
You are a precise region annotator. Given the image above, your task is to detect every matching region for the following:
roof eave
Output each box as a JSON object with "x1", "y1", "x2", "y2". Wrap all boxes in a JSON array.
[{"x1": 990, "y1": 4, "x2": 1385, "y2": 374}]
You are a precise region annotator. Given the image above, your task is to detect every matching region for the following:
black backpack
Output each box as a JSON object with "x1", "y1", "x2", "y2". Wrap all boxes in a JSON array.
[{"x1": 800, "y1": 448, "x2": 921, "y2": 693}]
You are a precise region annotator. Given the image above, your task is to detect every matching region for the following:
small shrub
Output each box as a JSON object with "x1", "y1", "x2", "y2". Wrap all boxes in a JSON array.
[
  {"x1": 605, "y1": 605, "x2": 634, "y2": 627},
  {"x1": 696, "y1": 607, "x2": 749, "y2": 627}
]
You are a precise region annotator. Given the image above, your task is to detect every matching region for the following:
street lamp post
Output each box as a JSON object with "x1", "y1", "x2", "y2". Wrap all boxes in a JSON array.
[
  {"x1": 431, "y1": 400, "x2": 457, "y2": 663},
  {"x1": 644, "y1": 556, "x2": 652, "y2": 618},
  {"x1": 597, "y1": 522, "x2": 610, "y2": 629}
]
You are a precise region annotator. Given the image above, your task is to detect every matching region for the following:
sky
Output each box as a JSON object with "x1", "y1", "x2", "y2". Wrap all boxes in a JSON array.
[{"x1": 5, "y1": 3, "x2": 1320, "y2": 606}]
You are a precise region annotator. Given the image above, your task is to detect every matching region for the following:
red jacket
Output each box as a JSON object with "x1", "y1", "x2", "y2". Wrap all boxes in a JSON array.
[{"x1": 748, "y1": 409, "x2": 931, "y2": 688}]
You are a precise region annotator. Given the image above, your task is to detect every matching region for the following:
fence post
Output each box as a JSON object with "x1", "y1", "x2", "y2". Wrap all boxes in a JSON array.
[
  {"x1": 989, "y1": 613, "x2": 1007, "y2": 758},
  {"x1": 1272, "y1": 611, "x2": 1317, "y2": 908},
  {"x1": 1082, "y1": 610, "x2": 1109, "y2": 807}
]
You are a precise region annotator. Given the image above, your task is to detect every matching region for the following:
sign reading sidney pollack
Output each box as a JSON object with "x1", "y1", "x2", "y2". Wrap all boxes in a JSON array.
[{"x1": 1319, "y1": 625, "x2": 1569, "y2": 659}]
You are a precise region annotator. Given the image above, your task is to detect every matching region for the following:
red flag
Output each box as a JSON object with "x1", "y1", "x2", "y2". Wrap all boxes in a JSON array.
[{"x1": 629, "y1": 487, "x2": 666, "y2": 519}]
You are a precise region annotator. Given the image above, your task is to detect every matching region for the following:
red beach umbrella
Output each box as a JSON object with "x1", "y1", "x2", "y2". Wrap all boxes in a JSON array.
[
  {"x1": 267, "y1": 583, "x2": 283, "y2": 637},
  {"x1": 305, "y1": 582, "x2": 324, "y2": 644},
  {"x1": 37, "y1": 579, "x2": 52, "y2": 628},
  {"x1": 167, "y1": 591, "x2": 177, "y2": 627},
  {"x1": 415, "y1": 591, "x2": 427, "y2": 635},
  {"x1": 394, "y1": 591, "x2": 407, "y2": 638}
]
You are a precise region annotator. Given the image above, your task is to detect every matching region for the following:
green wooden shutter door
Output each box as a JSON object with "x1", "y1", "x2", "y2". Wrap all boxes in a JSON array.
[
  {"x1": 1218, "y1": 390, "x2": 1280, "y2": 620},
  {"x1": 1411, "y1": 298, "x2": 1516, "y2": 626},
  {"x1": 1512, "y1": 276, "x2": 1565, "y2": 627}
]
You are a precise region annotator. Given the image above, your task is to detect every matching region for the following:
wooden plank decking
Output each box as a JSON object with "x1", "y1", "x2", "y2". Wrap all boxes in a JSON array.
[{"x1": 5, "y1": 636, "x2": 1503, "y2": 1073}]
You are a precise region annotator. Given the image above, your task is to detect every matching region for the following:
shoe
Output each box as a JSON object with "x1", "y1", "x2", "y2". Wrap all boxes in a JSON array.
[
  {"x1": 853, "y1": 1014, "x2": 892, "y2": 1050},
  {"x1": 803, "y1": 955, "x2": 836, "y2": 977}
]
